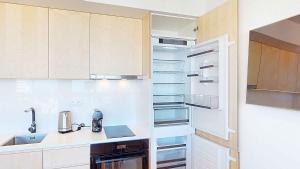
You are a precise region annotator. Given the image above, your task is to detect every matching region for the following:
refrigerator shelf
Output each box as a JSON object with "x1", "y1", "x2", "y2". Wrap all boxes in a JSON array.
[
  {"x1": 157, "y1": 157, "x2": 186, "y2": 165},
  {"x1": 153, "y1": 102, "x2": 185, "y2": 106},
  {"x1": 187, "y1": 49, "x2": 218, "y2": 58},
  {"x1": 153, "y1": 58, "x2": 185, "y2": 62},
  {"x1": 154, "y1": 119, "x2": 189, "y2": 126},
  {"x1": 153, "y1": 82, "x2": 185, "y2": 85},
  {"x1": 157, "y1": 136, "x2": 187, "y2": 149},
  {"x1": 154, "y1": 106, "x2": 188, "y2": 110},
  {"x1": 157, "y1": 144, "x2": 187, "y2": 150},
  {"x1": 154, "y1": 107, "x2": 189, "y2": 126},
  {"x1": 153, "y1": 70, "x2": 185, "y2": 74},
  {"x1": 157, "y1": 163, "x2": 186, "y2": 169}
]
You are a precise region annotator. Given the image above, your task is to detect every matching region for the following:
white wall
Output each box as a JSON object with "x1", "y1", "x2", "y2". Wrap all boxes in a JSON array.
[
  {"x1": 239, "y1": 1, "x2": 300, "y2": 169},
  {"x1": 0, "y1": 80, "x2": 150, "y2": 135},
  {"x1": 85, "y1": 0, "x2": 225, "y2": 16}
]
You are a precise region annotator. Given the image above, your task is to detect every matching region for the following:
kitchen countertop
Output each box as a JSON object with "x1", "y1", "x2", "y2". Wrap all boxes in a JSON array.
[{"x1": 0, "y1": 125, "x2": 150, "y2": 154}]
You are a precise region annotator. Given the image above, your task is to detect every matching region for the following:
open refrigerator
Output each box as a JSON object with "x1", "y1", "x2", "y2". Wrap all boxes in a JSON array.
[{"x1": 150, "y1": 14, "x2": 234, "y2": 169}]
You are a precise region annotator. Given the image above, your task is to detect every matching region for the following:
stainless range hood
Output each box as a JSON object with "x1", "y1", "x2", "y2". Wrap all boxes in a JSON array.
[{"x1": 90, "y1": 74, "x2": 144, "y2": 80}]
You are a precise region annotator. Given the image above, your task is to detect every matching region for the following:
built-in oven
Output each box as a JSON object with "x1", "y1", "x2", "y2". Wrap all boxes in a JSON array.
[{"x1": 90, "y1": 139, "x2": 149, "y2": 169}]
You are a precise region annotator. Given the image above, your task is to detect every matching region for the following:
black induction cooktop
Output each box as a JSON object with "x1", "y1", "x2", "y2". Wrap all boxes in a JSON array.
[{"x1": 104, "y1": 125, "x2": 135, "y2": 139}]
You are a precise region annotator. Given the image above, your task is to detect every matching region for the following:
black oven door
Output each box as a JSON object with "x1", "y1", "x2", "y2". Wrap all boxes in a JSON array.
[{"x1": 91, "y1": 154, "x2": 148, "y2": 169}]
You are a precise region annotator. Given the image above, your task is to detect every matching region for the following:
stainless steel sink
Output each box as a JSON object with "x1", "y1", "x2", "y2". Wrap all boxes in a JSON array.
[{"x1": 2, "y1": 133, "x2": 47, "y2": 146}]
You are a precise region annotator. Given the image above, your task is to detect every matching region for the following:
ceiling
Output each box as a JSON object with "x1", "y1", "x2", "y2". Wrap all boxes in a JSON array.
[
  {"x1": 254, "y1": 16, "x2": 300, "y2": 46},
  {"x1": 289, "y1": 15, "x2": 300, "y2": 25}
]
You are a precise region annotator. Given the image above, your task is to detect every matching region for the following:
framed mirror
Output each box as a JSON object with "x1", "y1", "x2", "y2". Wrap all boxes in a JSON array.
[{"x1": 246, "y1": 15, "x2": 300, "y2": 110}]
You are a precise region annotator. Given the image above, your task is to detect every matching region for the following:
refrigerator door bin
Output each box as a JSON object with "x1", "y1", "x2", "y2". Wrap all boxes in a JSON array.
[{"x1": 185, "y1": 95, "x2": 219, "y2": 109}]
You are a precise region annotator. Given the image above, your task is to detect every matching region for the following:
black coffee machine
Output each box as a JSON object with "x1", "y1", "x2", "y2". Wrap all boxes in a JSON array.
[{"x1": 92, "y1": 109, "x2": 103, "y2": 132}]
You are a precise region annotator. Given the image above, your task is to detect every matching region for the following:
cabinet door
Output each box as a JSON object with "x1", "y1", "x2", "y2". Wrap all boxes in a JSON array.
[
  {"x1": 277, "y1": 49, "x2": 298, "y2": 92},
  {"x1": 0, "y1": 3, "x2": 48, "y2": 79},
  {"x1": 90, "y1": 14, "x2": 143, "y2": 75},
  {"x1": 247, "y1": 41, "x2": 261, "y2": 87},
  {"x1": 43, "y1": 146, "x2": 90, "y2": 169},
  {"x1": 257, "y1": 44, "x2": 280, "y2": 90},
  {"x1": 49, "y1": 9, "x2": 89, "y2": 79},
  {"x1": 296, "y1": 56, "x2": 300, "y2": 92},
  {"x1": 0, "y1": 151, "x2": 42, "y2": 169}
]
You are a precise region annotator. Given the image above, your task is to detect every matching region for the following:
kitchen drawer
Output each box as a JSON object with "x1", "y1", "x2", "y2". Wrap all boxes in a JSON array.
[
  {"x1": 43, "y1": 146, "x2": 90, "y2": 169},
  {"x1": 0, "y1": 151, "x2": 42, "y2": 169},
  {"x1": 59, "y1": 165, "x2": 89, "y2": 169}
]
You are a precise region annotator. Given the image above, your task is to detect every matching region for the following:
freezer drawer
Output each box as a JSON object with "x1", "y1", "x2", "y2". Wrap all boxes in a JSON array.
[{"x1": 157, "y1": 147, "x2": 186, "y2": 169}]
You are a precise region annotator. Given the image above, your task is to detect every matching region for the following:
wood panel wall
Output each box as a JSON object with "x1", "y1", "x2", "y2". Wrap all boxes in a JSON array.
[{"x1": 196, "y1": 0, "x2": 239, "y2": 169}]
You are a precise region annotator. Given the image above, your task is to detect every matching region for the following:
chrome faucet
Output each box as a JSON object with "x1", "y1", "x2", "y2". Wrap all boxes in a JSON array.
[{"x1": 25, "y1": 107, "x2": 36, "y2": 133}]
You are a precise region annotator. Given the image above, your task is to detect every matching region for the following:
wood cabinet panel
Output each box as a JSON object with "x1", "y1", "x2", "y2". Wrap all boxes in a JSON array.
[
  {"x1": 0, "y1": 3, "x2": 48, "y2": 79},
  {"x1": 49, "y1": 9, "x2": 90, "y2": 79},
  {"x1": 90, "y1": 14, "x2": 143, "y2": 75},
  {"x1": 277, "y1": 50, "x2": 298, "y2": 91},
  {"x1": 43, "y1": 146, "x2": 90, "y2": 169},
  {"x1": 0, "y1": 151, "x2": 42, "y2": 169},
  {"x1": 257, "y1": 44, "x2": 280, "y2": 90},
  {"x1": 247, "y1": 41, "x2": 262, "y2": 87},
  {"x1": 296, "y1": 57, "x2": 300, "y2": 92}
]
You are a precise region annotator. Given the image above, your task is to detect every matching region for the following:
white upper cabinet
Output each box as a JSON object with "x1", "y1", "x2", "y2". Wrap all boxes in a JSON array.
[
  {"x1": 90, "y1": 14, "x2": 143, "y2": 76},
  {"x1": 0, "y1": 3, "x2": 48, "y2": 79},
  {"x1": 49, "y1": 9, "x2": 90, "y2": 79}
]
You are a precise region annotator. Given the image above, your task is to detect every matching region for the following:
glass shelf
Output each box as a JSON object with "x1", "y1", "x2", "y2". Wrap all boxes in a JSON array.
[
  {"x1": 153, "y1": 83, "x2": 186, "y2": 97},
  {"x1": 154, "y1": 106, "x2": 189, "y2": 127},
  {"x1": 153, "y1": 70, "x2": 185, "y2": 74},
  {"x1": 153, "y1": 58, "x2": 185, "y2": 62},
  {"x1": 185, "y1": 95, "x2": 219, "y2": 109},
  {"x1": 153, "y1": 73, "x2": 186, "y2": 84},
  {"x1": 153, "y1": 82, "x2": 185, "y2": 85}
]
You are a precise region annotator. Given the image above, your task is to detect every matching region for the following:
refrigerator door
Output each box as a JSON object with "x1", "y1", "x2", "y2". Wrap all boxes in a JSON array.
[
  {"x1": 189, "y1": 35, "x2": 232, "y2": 169},
  {"x1": 192, "y1": 135, "x2": 230, "y2": 169},
  {"x1": 187, "y1": 35, "x2": 230, "y2": 140}
]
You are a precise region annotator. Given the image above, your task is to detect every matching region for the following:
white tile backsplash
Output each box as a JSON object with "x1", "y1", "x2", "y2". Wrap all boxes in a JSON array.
[{"x1": 0, "y1": 80, "x2": 151, "y2": 135}]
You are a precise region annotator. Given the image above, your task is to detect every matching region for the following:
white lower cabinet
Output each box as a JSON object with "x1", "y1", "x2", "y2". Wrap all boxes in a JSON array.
[
  {"x1": 43, "y1": 146, "x2": 90, "y2": 169},
  {"x1": 59, "y1": 165, "x2": 89, "y2": 169},
  {"x1": 0, "y1": 151, "x2": 43, "y2": 169}
]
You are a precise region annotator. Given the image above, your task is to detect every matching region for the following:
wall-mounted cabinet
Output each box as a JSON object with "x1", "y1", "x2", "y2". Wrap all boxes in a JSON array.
[
  {"x1": 249, "y1": 41, "x2": 300, "y2": 93},
  {"x1": 247, "y1": 41, "x2": 261, "y2": 87},
  {"x1": 0, "y1": 3, "x2": 48, "y2": 79},
  {"x1": 49, "y1": 9, "x2": 90, "y2": 79},
  {"x1": 90, "y1": 14, "x2": 143, "y2": 76},
  {"x1": 0, "y1": 2, "x2": 150, "y2": 79}
]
